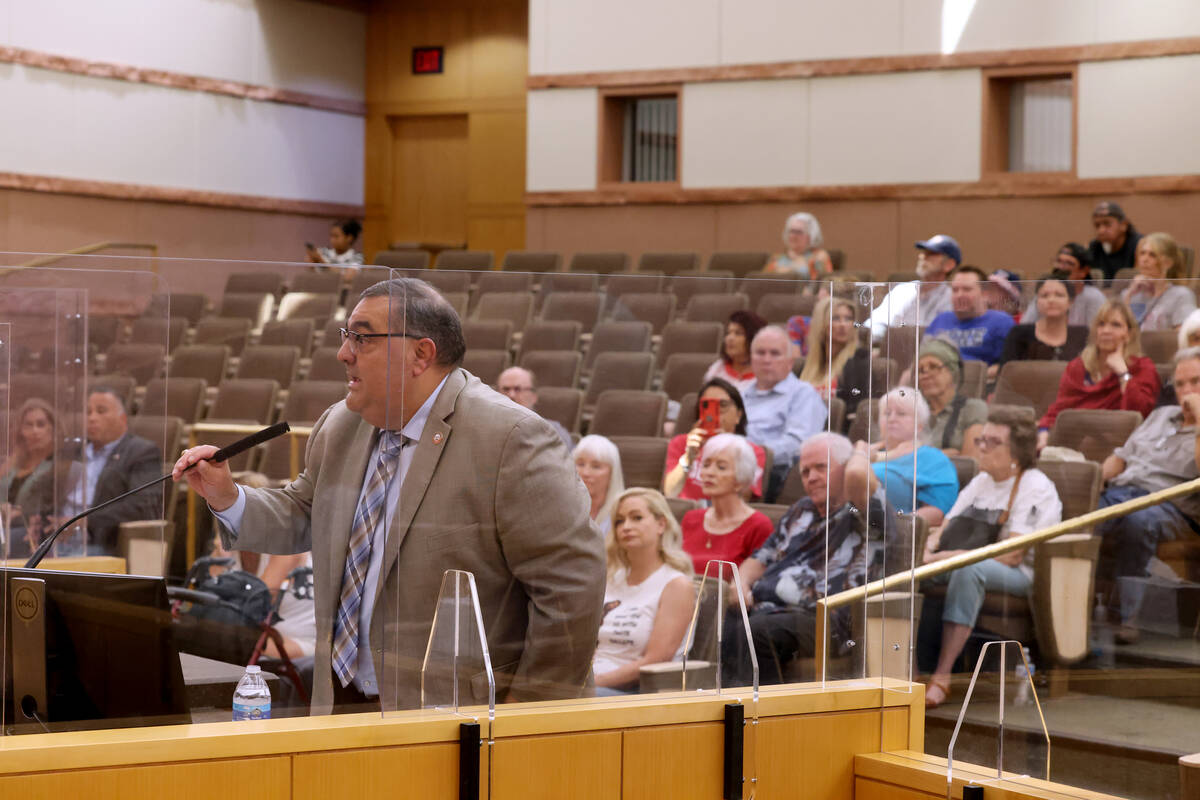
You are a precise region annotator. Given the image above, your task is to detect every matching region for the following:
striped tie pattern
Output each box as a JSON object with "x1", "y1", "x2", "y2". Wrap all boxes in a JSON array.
[{"x1": 331, "y1": 431, "x2": 406, "y2": 687}]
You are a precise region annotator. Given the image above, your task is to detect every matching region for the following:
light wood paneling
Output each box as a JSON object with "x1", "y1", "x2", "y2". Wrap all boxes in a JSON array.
[
  {"x1": 758, "y1": 711, "x2": 883, "y2": 800},
  {"x1": 293, "y1": 743, "x2": 461, "y2": 800},
  {"x1": 854, "y1": 778, "x2": 937, "y2": 800},
  {"x1": 622, "y1": 722, "x2": 724, "y2": 800},
  {"x1": 389, "y1": 114, "x2": 469, "y2": 245},
  {"x1": 491, "y1": 731, "x2": 621, "y2": 800},
  {"x1": 0, "y1": 756, "x2": 289, "y2": 800}
]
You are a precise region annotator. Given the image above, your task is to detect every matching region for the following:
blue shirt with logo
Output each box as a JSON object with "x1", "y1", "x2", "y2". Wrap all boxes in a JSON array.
[{"x1": 925, "y1": 310, "x2": 1015, "y2": 364}]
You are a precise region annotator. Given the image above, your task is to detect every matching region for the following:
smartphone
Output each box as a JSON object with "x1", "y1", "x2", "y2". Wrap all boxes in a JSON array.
[
  {"x1": 304, "y1": 242, "x2": 316, "y2": 250},
  {"x1": 698, "y1": 398, "x2": 721, "y2": 434}
]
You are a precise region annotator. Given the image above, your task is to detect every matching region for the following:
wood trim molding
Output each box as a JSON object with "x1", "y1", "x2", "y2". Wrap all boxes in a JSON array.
[
  {"x1": 0, "y1": 171, "x2": 365, "y2": 218},
  {"x1": 527, "y1": 36, "x2": 1200, "y2": 89},
  {"x1": 526, "y1": 174, "x2": 1200, "y2": 207},
  {"x1": 0, "y1": 45, "x2": 366, "y2": 116}
]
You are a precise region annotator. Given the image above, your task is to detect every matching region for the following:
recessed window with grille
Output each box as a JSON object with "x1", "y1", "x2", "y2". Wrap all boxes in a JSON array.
[
  {"x1": 983, "y1": 69, "x2": 1075, "y2": 175},
  {"x1": 599, "y1": 88, "x2": 679, "y2": 185}
]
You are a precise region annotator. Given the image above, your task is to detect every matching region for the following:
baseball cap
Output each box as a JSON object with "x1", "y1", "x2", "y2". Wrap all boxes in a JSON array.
[
  {"x1": 914, "y1": 234, "x2": 962, "y2": 265},
  {"x1": 1092, "y1": 201, "x2": 1126, "y2": 220}
]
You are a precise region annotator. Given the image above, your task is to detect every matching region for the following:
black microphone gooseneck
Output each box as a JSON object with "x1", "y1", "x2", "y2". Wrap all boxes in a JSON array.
[{"x1": 24, "y1": 421, "x2": 291, "y2": 569}]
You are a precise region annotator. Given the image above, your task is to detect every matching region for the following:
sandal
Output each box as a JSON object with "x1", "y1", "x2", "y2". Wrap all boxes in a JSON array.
[{"x1": 925, "y1": 674, "x2": 951, "y2": 708}]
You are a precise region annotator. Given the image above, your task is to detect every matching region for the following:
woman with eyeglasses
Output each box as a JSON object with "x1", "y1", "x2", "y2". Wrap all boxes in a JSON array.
[
  {"x1": 914, "y1": 338, "x2": 987, "y2": 459},
  {"x1": 1036, "y1": 299, "x2": 1160, "y2": 451},
  {"x1": 845, "y1": 386, "x2": 959, "y2": 528},
  {"x1": 1120, "y1": 232, "x2": 1196, "y2": 332},
  {"x1": 998, "y1": 274, "x2": 1089, "y2": 373},
  {"x1": 663, "y1": 378, "x2": 766, "y2": 501},
  {"x1": 920, "y1": 406, "x2": 1062, "y2": 707},
  {"x1": 764, "y1": 212, "x2": 833, "y2": 282}
]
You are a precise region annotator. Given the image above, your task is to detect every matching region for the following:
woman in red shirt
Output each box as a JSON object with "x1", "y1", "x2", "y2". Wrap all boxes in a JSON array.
[
  {"x1": 662, "y1": 378, "x2": 766, "y2": 501},
  {"x1": 679, "y1": 433, "x2": 774, "y2": 577},
  {"x1": 1037, "y1": 299, "x2": 1160, "y2": 449}
]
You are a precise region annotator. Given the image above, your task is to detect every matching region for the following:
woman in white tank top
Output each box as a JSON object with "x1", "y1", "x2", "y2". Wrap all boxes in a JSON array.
[{"x1": 593, "y1": 488, "x2": 695, "y2": 694}]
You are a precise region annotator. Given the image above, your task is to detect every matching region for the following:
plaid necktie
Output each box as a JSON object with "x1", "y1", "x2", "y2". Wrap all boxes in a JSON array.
[{"x1": 332, "y1": 430, "x2": 406, "y2": 687}]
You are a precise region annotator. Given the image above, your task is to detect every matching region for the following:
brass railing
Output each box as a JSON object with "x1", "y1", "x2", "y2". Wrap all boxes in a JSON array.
[
  {"x1": 12, "y1": 241, "x2": 159, "y2": 271},
  {"x1": 813, "y1": 476, "x2": 1200, "y2": 666}
]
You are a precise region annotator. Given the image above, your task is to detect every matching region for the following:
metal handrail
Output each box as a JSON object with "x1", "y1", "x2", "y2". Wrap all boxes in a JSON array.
[{"x1": 13, "y1": 241, "x2": 159, "y2": 270}]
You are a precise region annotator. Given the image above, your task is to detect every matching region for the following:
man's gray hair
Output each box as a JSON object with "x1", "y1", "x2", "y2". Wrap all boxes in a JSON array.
[
  {"x1": 801, "y1": 432, "x2": 854, "y2": 466},
  {"x1": 751, "y1": 325, "x2": 789, "y2": 347},
  {"x1": 360, "y1": 277, "x2": 466, "y2": 366},
  {"x1": 1174, "y1": 346, "x2": 1200, "y2": 367}
]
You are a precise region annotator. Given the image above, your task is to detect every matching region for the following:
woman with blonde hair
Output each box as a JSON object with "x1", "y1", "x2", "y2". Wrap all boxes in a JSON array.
[
  {"x1": 573, "y1": 434, "x2": 625, "y2": 535},
  {"x1": 1120, "y1": 231, "x2": 1195, "y2": 331},
  {"x1": 1037, "y1": 299, "x2": 1160, "y2": 449},
  {"x1": 593, "y1": 488, "x2": 695, "y2": 694},
  {"x1": 765, "y1": 212, "x2": 833, "y2": 281},
  {"x1": 797, "y1": 296, "x2": 858, "y2": 401}
]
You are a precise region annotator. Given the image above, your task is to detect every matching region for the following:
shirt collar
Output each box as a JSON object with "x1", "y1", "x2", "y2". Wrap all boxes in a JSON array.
[
  {"x1": 86, "y1": 434, "x2": 123, "y2": 460},
  {"x1": 395, "y1": 373, "x2": 451, "y2": 444},
  {"x1": 750, "y1": 372, "x2": 798, "y2": 396}
]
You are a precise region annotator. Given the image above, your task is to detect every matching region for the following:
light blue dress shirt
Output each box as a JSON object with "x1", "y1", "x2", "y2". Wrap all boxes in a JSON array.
[
  {"x1": 215, "y1": 375, "x2": 449, "y2": 696},
  {"x1": 742, "y1": 373, "x2": 827, "y2": 465}
]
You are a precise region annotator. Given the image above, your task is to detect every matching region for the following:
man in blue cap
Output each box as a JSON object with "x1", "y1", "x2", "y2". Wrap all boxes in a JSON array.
[{"x1": 869, "y1": 234, "x2": 962, "y2": 342}]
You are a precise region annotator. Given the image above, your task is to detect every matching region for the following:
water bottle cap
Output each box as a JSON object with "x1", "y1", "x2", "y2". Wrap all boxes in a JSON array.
[{"x1": 245, "y1": 665, "x2": 261, "y2": 674}]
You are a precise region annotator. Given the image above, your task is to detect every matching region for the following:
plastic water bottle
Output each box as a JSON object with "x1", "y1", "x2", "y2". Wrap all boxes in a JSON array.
[
  {"x1": 232, "y1": 665, "x2": 271, "y2": 721},
  {"x1": 1014, "y1": 646, "x2": 1034, "y2": 706}
]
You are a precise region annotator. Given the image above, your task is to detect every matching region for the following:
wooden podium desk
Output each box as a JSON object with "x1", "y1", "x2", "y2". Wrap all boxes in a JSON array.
[{"x1": 0, "y1": 679, "x2": 924, "y2": 800}]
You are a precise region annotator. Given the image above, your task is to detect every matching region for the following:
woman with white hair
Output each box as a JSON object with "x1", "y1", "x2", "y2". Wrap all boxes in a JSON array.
[
  {"x1": 845, "y1": 387, "x2": 958, "y2": 527},
  {"x1": 679, "y1": 433, "x2": 774, "y2": 575},
  {"x1": 765, "y1": 212, "x2": 833, "y2": 280},
  {"x1": 573, "y1": 434, "x2": 625, "y2": 535}
]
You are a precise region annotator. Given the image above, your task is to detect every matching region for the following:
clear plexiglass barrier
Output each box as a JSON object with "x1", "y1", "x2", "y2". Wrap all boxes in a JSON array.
[{"x1": 0, "y1": 251, "x2": 1195, "y2": 798}]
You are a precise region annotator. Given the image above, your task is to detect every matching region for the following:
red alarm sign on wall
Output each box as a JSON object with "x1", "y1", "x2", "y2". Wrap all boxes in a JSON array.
[{"x1": 412, "y1": 46, "x2": 444, "y2": 75}]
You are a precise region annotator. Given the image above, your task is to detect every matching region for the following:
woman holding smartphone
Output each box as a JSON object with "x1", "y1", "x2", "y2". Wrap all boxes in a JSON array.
[{"x1": 663, "y1": 378, "x2": 766, "y2": 501}]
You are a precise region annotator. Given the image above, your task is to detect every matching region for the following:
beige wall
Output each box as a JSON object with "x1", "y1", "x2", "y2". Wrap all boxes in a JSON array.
[{"x1": 527, "y1": 89, "x2": 598, "y2": 191}]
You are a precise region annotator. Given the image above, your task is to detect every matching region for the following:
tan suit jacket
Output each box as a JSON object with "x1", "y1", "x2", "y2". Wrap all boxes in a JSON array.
[{"x1": 219, "y1": 369, "x2": 604, "y2": 713}]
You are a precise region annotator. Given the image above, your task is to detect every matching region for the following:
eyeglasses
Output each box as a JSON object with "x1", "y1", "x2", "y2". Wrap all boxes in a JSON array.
[
  {"x1": 917, "y1": 362, "x2": 946, "y2": 376},
  {"x1": 973, "y1": 435, "x2": 1008, "y2": 450},
  {"x1": 338, "y1": 328, "x2": 423, "y2": 353}
]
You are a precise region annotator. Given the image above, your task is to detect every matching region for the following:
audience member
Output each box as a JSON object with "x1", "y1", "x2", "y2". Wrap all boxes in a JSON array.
[
  {"x1": 1022, "y1": 243, "x2": 1106, "y2": 326},
  {"x1": 71, "y1": 388, "x2": 162, "y2": 554},
  {"x1": 868, "y1": 234, "x2": 960, "y2": 341},
  {"x1": 920, "y1": 407, "x2": 1062, "y2": 706},
  {"x1": 998, "y1": 274, "x2": 1089, "y2": 371},
  {"x1": 702, "y1": 310, "x2": 768, "y2": 395},
  {"x1": 679, "y1": 434, "x2": 773, "y2": 575},
  {"x1": 1120, "y1": 232, "x2": 1196, "y2": 331},
  {"x1": 0, "y1": 399, "x2": 64, "y2": 556},
  {"x1": 573, "y1": 435, "x2": 625, "y2": 536},
  {"x1": 915, "y1": 338, "x2": 986, "y2": 458},
  {"x1": 663, "y1": 378, "x2": 765, "y2": 501},
  {"x1": 796, "y1": 297, "x2": 859, "y2": 402},
  {"x1": 846, "y1": 387, "x2": 958, "y2": 527},
  {"x1": 1180, "y1": 308, "x2": 1200, "y2": 350},
  {"x1": 984, "y1": 269, "x2": 1023, "y2": 319},
  {"x1": 496, "y1": 366, "x2": 572, "y2": 448},
  {"x1": 765, "y1": 212, "x2": 833, "y2": 281},
  {"x1": 592, "y1": 488, "x2": 695, "y2": 694},
  {"x1": 1096, "y1": 348, "x2": 1200, "y2": 642},
  {"x1": 742, "y1": 326, "x2": 828, "y2": 500},
  {"x1": 725, "y1": 433, "x2": 889, "y2": 686},
  {"x1": 1037, "y1": 300, "x2": 1160, "y2": 450},
  {"x1": 1088, "y1": 202, "x2": 1142, "y2": 282},
  {"x1": 306, "y1": 218, "x2": 364, "y2": 268},
  {"x1": 925, "y1": 266, "x2": 1015, "y2": 376}
]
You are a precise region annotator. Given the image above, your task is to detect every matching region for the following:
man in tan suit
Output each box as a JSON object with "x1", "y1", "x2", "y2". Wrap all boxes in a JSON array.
[{"x1": 175, "y1": 278, "x2": 604, "y2": 713}]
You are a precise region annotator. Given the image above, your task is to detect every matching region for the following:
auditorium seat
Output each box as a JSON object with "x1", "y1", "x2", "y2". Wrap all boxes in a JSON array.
[
  {"x1": 960, "y1": 359, "x2": 987, "y2": 399},
  {"x1": 534, "y1": 387, "x2": 584, "y2": 434},
  {"x1": 540, "y1": 272, "x2": 600, "y2": 296},
  {"x1": 372, "y1": 250, "x2": 430, "y2": 269},
  {"x1": 210, "y1": 379, "x2": 280, "y2": 424},
  {"x1": 425, "y1": 270, "x2": 473, "y2": 296},
  {"x1": 169, "y1": 344, "x2": 231, "y2": 386},
  {"x1": 474, "y1": 292, "x2": 533, "y2": 334},
  {"x1": 585, "y1": 352, "x2": 655, "y2": 408},
  {"x1": 584, "y1": 321, "x2": 652, "y2": 371},
  {"x1": 671, "y1": 270, "x2": 734, "y2": 312},
  {"x1": 604, "y1": 272, "x2": 665, "y2": 306},
  {"x1": 89, "y1": 316, "x2": 123, "y2": 358},
  {"x1": 236, "y1": 345, "x2": 300, "y2": 390},
  {"x1": 129, "y1": 316, "x2": 188, "y2": 354},
  {"x1": 638, "y1": 252, "x2": 698, "y2": 276},
  {"x1": 320, "y1": 317, "x2": 344, "y2": 348},
  {"x1": 707, "y1": 251, "x2": 769, "y2": 278},
  {"x1": 219, "y1": 292, "x2": 274, "y2": 331},
  {"x1": 461, "y1": 349, "x2": 509, "y2": 385},
  {"x1": 260, "y1": 318, "x2": 315, "y2": 358},
  {"x1": 756, "y1": 294, "x2": 818, "y2": 326},
  {"x1": 476, "y1": 271, "x2": 534, "y2": 297},
  {"x1": 948, "y1": 455, "x2": 978, "y2": 490},
  {"x1": 288, "y1": 272, "x2": 342, "y2": 295},
  {"x1": 440, "y1": 291, "x2": 470, "y2": 318},
  {"x1": 258, "y1": 433, "x2": 310, "y2": 482},
  {"x1": 568, "y1": 252, "x2": 628, "y2": 275},
  {"x1": 609, "y1": 435, "x2": 671, "y2": 488},
  {"x1": 435, "y1": 250, "x2": 493, "y2": 271},
  {"x1": 590, "y1": 391, "x2": 667, "y2": 437},
  {"x1": 193, "y1": 317, "x2": 252, "y2": 356},
  {"x1": 1048, "y1": 408, "x2": 1143, "y2": 463},
  {"x1": 276, "y1": 292, "x2": 339, "y2": 327},
  {"x1": 225, "y1": 272, "x2": 284, "y2": 296},
  {"x1": 739, "y1": 275, "x2": 803, "y2": 313},
  {"x1": 992, "y1": 360, "x2": 1070, "y2": 419},
  {"x1": 879, "y1": 324, "x2": 926, "y2": 374},
  {"x1": 141, "y1": 377, "x2": 207, "y2": 423},
  {"x1": 684, "y1": 292, "x2": 749, "y2": 323},
  {"x1": 501, "y1": 251, "x2": 561, "y2": 273},
  {"x1": 660, "y1": 353, "x2": 716, "y2": 403},
  {"x1": 657, "y1": 322, "x2": 722, "y2": 369},
  {"x1": 540, "y1": 291, "x2": 605, "y2": 335},
  {"x1": 306, "y1": 346, "x2": 344, "y2": 382},
  {"x1": 167, "y1": 292, "x2": 209, "y2": 326},
  {"x1": 609, "y1": 293, "x2": 676, "y2": 336},
  {"x1": 348, "y1": 267, "x2": 393, "y2": 296},
  {"x1": 462, "y1": 319, "x2": 514, "y2": 353},
  {"x1": 89, "y1": 374, "x2": 137, "y2": 410},
  {"x1": 519, "y1": 350, "x2": 582, "y2": 389},
  {"x1": 749, "y1": 502, "x2": 790, "y2": 529},
  {"x1": 104, "y1": 342, "x2": 166, "y2": 386},
  {"x1": 1141, "y1": 329, "x2": 1179, "y2": 365},
  {"x1": 518, "y1": 320, "x2": 580, "y2": 359},
  {"x1": 128, "y1": 414, "x2": 184, "y2": 462},
  {"x1": 281, "y1": 380, "x2": 348, "y2": 423}
]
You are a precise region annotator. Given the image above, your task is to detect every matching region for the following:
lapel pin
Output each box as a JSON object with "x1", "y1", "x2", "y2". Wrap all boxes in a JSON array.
[{"x1": 432, "y1": 432, "x2": 443, "y2": 445}]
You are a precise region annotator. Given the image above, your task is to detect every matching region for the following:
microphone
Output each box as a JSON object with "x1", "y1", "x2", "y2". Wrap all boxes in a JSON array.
[{"x1": 24, "y1": 422, "x2": 291, "y2": 569}]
